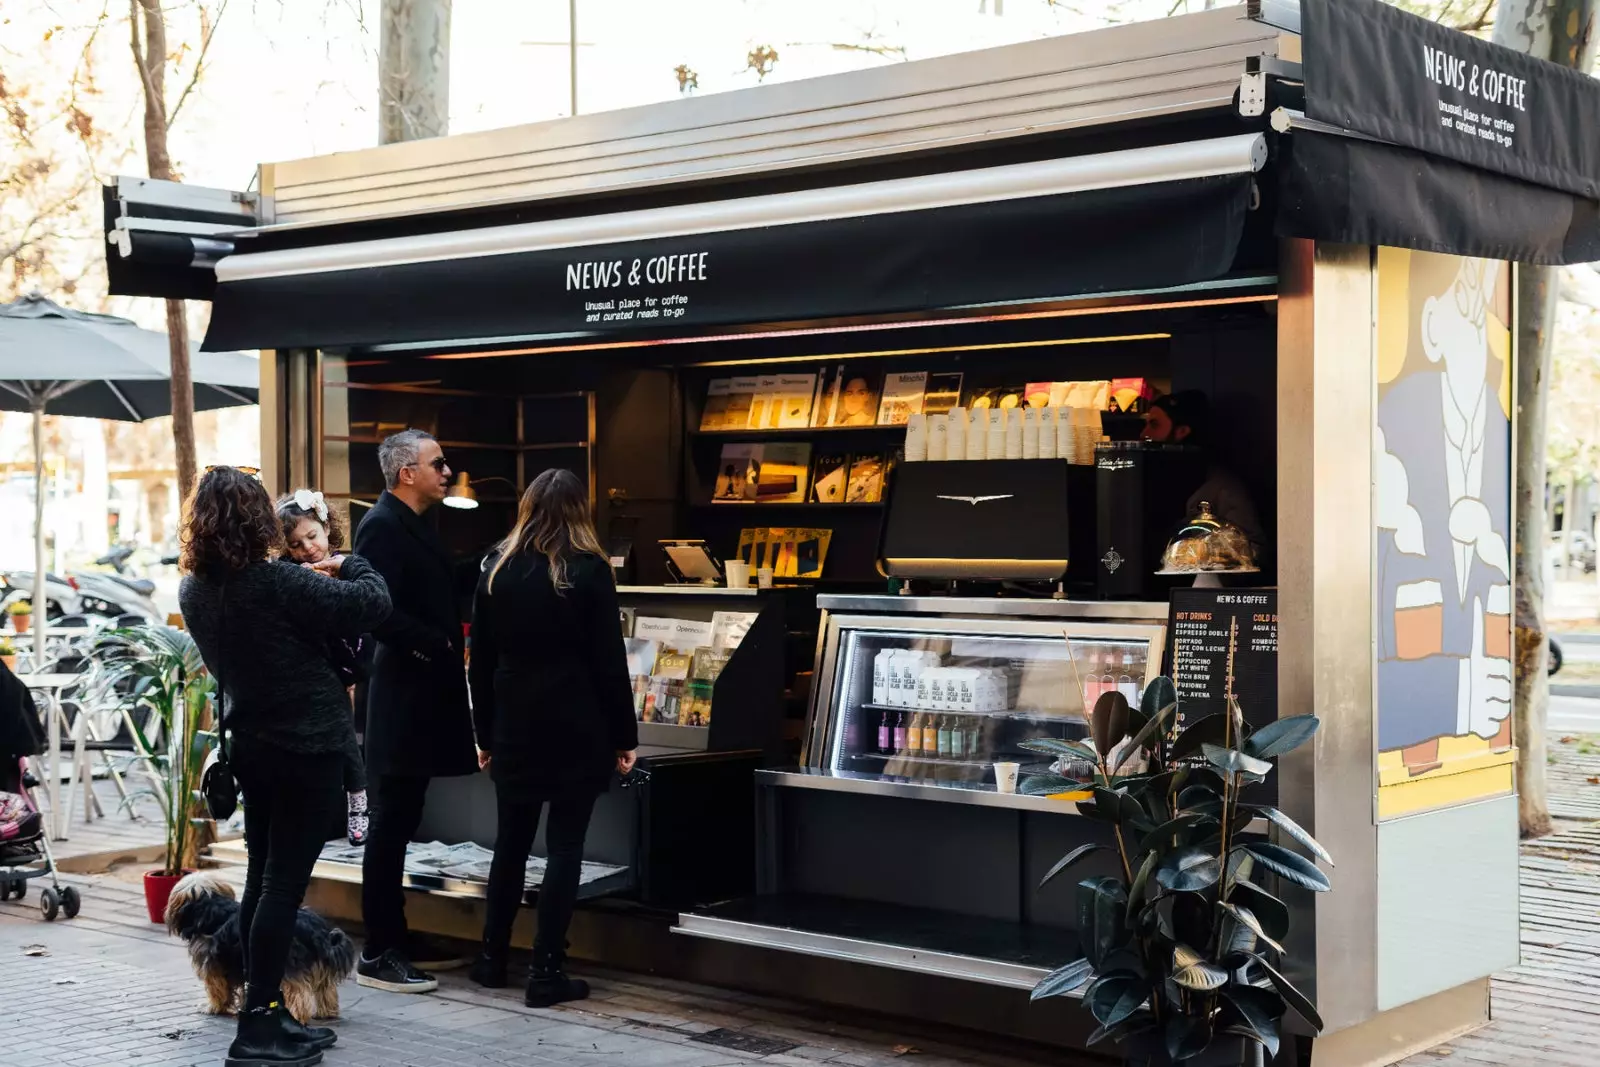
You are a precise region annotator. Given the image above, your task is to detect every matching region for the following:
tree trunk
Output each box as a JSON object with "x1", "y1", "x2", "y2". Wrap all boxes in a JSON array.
[
  {"x1": 130, "y1": 0, "x2": 198, "y2": 498},
  {"x1": 1513, "y1": 267, "x2": 1558, "y2": 839},
  {"x1": 379, "y1": 0, "x2": 452, "y2": 145},
  {"x1": 1495, "y1": 0, "x2": 1599, "y2": 839}
]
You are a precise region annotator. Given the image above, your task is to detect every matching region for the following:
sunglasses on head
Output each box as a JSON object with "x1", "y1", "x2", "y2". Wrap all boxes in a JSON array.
[{"x1": 204, "y1": 465, "x2": 261, "y2": 478}]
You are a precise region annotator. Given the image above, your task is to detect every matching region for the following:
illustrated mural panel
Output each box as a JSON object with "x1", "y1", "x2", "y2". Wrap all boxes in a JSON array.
[{"x1": 1375, "y1": 248, "x2": 1514, "y2": 820}]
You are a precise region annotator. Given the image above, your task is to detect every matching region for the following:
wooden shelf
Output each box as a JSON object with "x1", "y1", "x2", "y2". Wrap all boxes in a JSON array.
[
  {"x1": 692, "y1": 425, "x2": 909, "y2": 439},
  {"x1": 691, "y1": 501, "x2": 884, "y2": 510}
]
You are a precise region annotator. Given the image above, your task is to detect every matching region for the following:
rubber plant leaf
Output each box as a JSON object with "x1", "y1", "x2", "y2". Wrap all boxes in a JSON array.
[
  {"x1": 1019, "y1": 737, "x2": 1101, "y2": 763},
  {"x1": 1086, "y1": 973, "x2": 1149, "y2": 1028},
  {"x1": 1243, "y1": 805, "x2": 1334, "y2": 866},
  {"x1": 1246, "y1": 952, "x2": 1324, "y2": 1032},
  {"x1": 1202, "y1": 743, "x2": 1274, "y2": 779},
  {"x1": 1169, "y1": 713, "x2": 1230, "y2": 761},
  {"x1": 1219, "y1": 900, "x2": 1285, "y2": 956},
  {"x1": 1090, "y1": 691, "x2": 1132, "y2": 757},
  {"x1": 1038, "y1": 843, "x2": 1111, "y2": 889},
  {"x1": 1239, "y1": 841, "x2": 1332, "y2": 893},
  {"x1": 1242, "y1": 714, "x2": 1320, "y2": 760},
  {"x1": 1171, "y1": 944, "x2": 1228, "y2": 992},
  {"x1": 1228, "y1": 879, "x2": 1290, "y2": 940},
  {"x1": 1166, "y1": 1014, "x2": 1214, "y2": 1062},
  {"x1": 1029, "y1": 958, "x2": 1094, "y2": 1000},
  {"x1": 1155, "y1": 845, "x2": 1221, "y2": 893}
]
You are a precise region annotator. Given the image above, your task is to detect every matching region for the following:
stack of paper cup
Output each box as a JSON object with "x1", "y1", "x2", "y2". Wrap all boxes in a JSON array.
[
  {"x1": 1075, "y1": 407, "x2": 1096, "y2": 465},
  {"x1": 1058, "y1": 407, "x2": 1076, "y2": 463},
  {"x1": 904, "y1": 412, "x2": 928, "y2": 462},
  {"x1": 1022, "y1": 407, "x2": 1040, "y2": 460},
  {"x1": 927, "y1": 411, "x2": 948, "y2": 460},
  {"x1": 1038, "y1": 406, "x2": 1058, "y2": 460},
  {"x1": 968, "y1": 408, "x2": 987, "y2": 459},
  {"x1": 986, "y1": 409, "x2": 1007, "y2": 459},
  {"x1": 946, "y1": 408, "x2": 967, "y2": 460},
  {"x1": 1003, "y1": 407, "x2": 1023, "y2": 460}
]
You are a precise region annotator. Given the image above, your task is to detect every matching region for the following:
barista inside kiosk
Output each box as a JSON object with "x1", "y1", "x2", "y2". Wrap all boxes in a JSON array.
[{"x1": 1141, "y1": 391, "x2": 1264, "y2": 554}]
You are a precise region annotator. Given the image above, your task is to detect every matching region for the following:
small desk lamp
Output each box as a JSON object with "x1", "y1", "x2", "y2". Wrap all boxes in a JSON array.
[{"x1": 443, "y1": 473, "x2": 517, "y2": 510}]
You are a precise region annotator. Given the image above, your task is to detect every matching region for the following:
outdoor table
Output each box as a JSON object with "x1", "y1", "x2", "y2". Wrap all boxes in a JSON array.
[{"x1": 22, "y1": 672, "x2": 86, "y2": 840}]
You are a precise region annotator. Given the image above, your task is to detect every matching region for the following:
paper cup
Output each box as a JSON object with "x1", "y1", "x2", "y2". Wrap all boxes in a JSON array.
[
  {"x1": 757, "y1": 566, "x2": 774, "y2": 589},
  {"x1": 994, "y1": 761, "x2": 1021, "y2": 794},
  {"x1": 724, "y1": 560, "x2": 751, "y2": 588}
]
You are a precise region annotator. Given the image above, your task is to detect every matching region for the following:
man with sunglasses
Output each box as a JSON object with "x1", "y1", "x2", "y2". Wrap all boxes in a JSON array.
[{"x1": 353, "y1": 429, "x2": 478, "y2": 994}]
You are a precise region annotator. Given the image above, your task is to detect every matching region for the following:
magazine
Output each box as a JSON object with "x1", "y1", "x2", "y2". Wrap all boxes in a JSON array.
[
  {"x1": 813, "y1": 365, "x2": 882, "y2": 427},
  {"x1": 846, "y1": 453, "x2": 885, "y2": 503},
  {"x1": 809, "y1": 452, "x2": 851, "y2": 502},
  {"x1": 877, "y1": 371, "x2": 929, "y2": 426},
  {"x1": 754, "y1": 442, "x2": 812, "y2": 503},
  {"x1": 713, "y1": 443, "x2": 761, "y2": 502}
]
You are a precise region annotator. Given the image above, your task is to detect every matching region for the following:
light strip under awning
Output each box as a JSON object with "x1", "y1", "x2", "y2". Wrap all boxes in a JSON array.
[{"x1": 216, "y1": 134, "x2": 1267, "y2": 284}]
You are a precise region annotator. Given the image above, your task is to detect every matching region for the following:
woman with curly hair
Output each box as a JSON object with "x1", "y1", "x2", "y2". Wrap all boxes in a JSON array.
[
  {"x1": 276, "y1": 489, "x2": 370, "y2": 846},
  {"x1": 178, "y1": 467, "x2": 391, "y2": 1067}
]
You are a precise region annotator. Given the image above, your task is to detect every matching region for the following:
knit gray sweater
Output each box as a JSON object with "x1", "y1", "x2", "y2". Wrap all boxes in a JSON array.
[{"x1": 179, "y1": 555, "x2": 391, "y2": 755}]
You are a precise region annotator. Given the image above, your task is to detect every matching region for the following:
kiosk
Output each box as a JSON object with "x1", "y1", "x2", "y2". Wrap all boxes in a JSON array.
[{"x1": 108, "y1": 0, "x2": 1600, "y2": 1060}]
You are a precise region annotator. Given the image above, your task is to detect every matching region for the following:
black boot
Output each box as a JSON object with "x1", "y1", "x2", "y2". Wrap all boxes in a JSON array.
[
  {"x1": 525, "y1": 944, "x2": 589, "y2": 1008},
  {"x1": 225, "y1": 1006, "x2": 325, "y2": 1067},
  {"x1": 277, "y1": 1008, "x2": 338, "y2": 1051},
  {"x1": 469, "y1": 944, "x2": 508, "y2": 989}
]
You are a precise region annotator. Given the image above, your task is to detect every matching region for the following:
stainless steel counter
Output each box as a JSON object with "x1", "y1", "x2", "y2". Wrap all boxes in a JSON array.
[
  {"x1": 816, "y1": 593, "x2": 1167, "y2": 622},
  {"x1": 617, "y1": 584, "x2": 760, "y2": 597},
  {"x1": 756, "y1": 767, "x2": 1088, "y2": 815}
]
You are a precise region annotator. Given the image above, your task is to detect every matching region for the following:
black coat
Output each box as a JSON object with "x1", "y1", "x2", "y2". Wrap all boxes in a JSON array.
[
  {"x1": 469, "y1": 550, "x2": 638, "y2": 797},
  {"x1": 354, "y1": 491, "x2": 477, "y2": 779}
]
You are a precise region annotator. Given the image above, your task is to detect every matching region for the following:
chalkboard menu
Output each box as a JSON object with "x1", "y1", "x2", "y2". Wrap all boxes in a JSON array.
[{"x1": 1168, "y1": 587, "x2": 1278, "y2": 733}]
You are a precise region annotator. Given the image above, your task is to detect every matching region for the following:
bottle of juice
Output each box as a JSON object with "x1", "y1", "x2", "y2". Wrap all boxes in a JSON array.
[
  {"x1": 893, "y1": 710, "x2": 910, "y2": 754},
  {"x1": 937, "y1": 715, "x2": 953, "y2": 758}
]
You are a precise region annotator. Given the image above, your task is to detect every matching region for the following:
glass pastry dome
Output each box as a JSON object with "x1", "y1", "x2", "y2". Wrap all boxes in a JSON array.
[{"x1": 1155, "y1": 501, "x2": 1260, "y2": 575}]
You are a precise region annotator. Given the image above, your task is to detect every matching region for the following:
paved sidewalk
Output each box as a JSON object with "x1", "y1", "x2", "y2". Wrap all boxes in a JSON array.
[{"x1": 0, "y1": 871, "x2": 1061, "y2": 1067}]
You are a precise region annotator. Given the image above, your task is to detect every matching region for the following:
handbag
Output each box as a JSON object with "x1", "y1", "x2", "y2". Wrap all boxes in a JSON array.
[{"x1": 201, "y1": 581, "x2": 238, "y2": 821}]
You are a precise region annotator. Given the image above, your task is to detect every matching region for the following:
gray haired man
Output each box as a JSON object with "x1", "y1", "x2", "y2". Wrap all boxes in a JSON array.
[{"x1": 353, "y1": 429, "x2": 478, "y2": 993}]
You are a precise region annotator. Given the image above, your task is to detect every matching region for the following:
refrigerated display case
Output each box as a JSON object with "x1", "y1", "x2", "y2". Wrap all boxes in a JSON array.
[
  {"x1": 677, "y1": 594, "x2": 1168, "y2": 989},
  {"x1": 818, "y1": 616, "x2": 1166, "y2": 791}
]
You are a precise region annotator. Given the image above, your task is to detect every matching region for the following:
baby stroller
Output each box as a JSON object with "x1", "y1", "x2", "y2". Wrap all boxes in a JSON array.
[{"x1": 0, "y1": 662, "x2": 81, "y2": 921}]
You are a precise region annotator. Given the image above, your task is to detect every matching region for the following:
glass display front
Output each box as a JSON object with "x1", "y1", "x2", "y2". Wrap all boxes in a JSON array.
[{"x1": 826, "y1": 626, "x2": 1163, "y2": 786}]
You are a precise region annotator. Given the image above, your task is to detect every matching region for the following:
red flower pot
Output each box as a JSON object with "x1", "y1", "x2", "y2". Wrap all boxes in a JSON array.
[{"x1": 143, "y1": 869, "x2": 191, "y2": 924}]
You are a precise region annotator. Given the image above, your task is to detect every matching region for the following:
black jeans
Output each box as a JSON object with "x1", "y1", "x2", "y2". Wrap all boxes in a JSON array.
[
  {"x1": 482, "y1": 788, "x2": 600, "y2": 960},
  {"x1": 233, "y1": 739, "x2": 344, "y2": 1010},
  {"x1": 360, "y1": 773, "x2": 431, "y2": 956}
]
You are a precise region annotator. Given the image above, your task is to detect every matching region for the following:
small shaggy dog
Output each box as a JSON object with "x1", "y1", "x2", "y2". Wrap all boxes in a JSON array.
[{"x1": 164, "y1": 870, "x2": 357, "y2": 1023}]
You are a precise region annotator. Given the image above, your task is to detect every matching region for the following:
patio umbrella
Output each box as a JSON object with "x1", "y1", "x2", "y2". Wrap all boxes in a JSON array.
[{"x1": 0, "y1": 293, "x2": 260, "y2": 670}]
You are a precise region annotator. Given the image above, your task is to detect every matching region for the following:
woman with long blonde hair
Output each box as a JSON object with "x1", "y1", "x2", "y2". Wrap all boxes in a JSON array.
[{"x1": 466, "y1": 468, "x2": 637, "y2": 1006}]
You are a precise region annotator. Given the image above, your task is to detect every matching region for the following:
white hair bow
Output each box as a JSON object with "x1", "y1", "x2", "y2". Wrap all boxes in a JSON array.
[{"x1": 294, "y1": 488, "x2": 329, "y2": 523}]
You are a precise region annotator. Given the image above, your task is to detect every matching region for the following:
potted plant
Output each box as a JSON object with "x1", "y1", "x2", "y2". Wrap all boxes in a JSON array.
[
  {"x1": 88, "y1": 625, "x2": 217, "y2": 922},
  {"x1": 7, "y1": 599, "x2": 33, "y2": 634},
  {"x1": 1022, "y1": 678, "x2": 1329, "y2": 1066},
  {"x1": 0, "y1": 636, "x2": 15, "y2": 673}
]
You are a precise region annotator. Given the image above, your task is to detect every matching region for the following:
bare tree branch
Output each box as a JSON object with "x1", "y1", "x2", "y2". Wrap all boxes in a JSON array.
[{"x1": 169, "y1": 0, "x2": 231, "y2": 127}]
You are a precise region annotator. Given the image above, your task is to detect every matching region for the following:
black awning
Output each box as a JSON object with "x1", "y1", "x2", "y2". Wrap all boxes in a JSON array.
[
  {"x1": 1275, "y1": 130, "x2": 1600, "y2": 266},
  {"x1": 201, "y1": 173, "x2": 1254, "y2": 352},
  {"x1": 1300, "y1": 0, "x2": 1600, "y2": 199}
]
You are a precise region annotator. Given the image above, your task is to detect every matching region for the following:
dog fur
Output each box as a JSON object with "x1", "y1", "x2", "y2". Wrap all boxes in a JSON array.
[{"x1": 163, "y1": 870, "x2": 357, "y2": 1023}]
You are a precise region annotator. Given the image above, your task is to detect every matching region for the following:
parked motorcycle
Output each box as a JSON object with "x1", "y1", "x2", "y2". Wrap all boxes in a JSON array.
[
  {"x1": 0, "y1": 570, "x2": 84, "y2": 620},
  {"x1": 69, "y1": 545, "x2": 161, "y2": 624}
]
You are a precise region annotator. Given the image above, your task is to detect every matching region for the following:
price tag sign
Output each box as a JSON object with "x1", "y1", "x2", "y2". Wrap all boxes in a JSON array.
[{"x1": 1167, "y1": 587, "x2": 1278, "y2": 734}]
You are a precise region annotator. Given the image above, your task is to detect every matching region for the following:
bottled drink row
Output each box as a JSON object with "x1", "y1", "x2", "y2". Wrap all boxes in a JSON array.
[
  {"x1": 864, "y1": 708, "x2": 987, "y2": 761},
  {"x1": 1080, "y1": 648, "x2": 1146, "y2": 708}
]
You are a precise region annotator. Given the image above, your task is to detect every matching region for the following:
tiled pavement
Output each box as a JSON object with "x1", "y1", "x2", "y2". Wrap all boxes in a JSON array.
[
  {"x1": 20, "y1": 740, "x2": 1600, "y2": 1065},
  {"x1": 0, "y1": 871, "x2": 1064, "y2": 1067}
]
